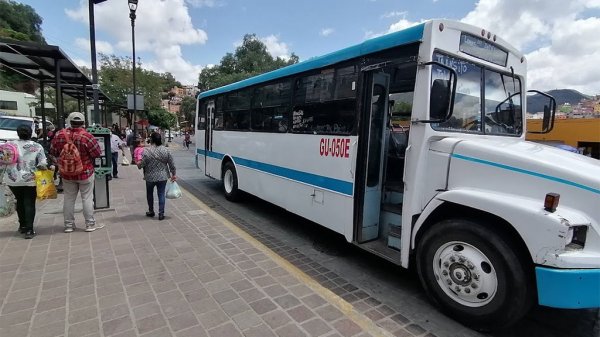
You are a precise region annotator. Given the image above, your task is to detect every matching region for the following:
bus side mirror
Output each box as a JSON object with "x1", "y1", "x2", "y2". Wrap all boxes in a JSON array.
[
  {"x1": 527, "y1": 90, "x2": 556, "y2": 134},
  {"x1": 430, "y1": 79, "x2": 451, "y2": 120},
  {"x1": 417, "y1": 61, "x2": 457, "y2": 124}
]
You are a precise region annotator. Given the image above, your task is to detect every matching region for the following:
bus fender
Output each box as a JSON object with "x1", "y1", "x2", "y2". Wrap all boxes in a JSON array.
[{"x1": 410, "y1": 188, "x2": 594, "y2": 267}]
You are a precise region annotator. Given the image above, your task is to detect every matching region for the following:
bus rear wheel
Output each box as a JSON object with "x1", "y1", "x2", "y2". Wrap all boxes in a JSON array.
[
  {"x1": 222, "y1": 162, "x2": 241, "y2": 202},
  {"x1": 416, "y1": 218, "x2": 534, "y2": 331}
]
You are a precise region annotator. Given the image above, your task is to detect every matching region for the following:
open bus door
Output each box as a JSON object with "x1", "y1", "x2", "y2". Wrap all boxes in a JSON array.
[
  {"x1": 204, "y1": 100, "x2": 215, "y2": 177},
  {"x1": 357, "y1": 72, "x2": 390, "y2": 243}
]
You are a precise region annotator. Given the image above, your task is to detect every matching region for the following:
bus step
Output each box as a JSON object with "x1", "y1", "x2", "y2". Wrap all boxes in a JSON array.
[
  {"x1": 382, "y1": 203, "x2": 403, "y2": 214},
  {"x1": 385, "y1": 182, "x2": 404, "y2": 193},
  {"x1": 387, "y1": 225, "x2": 402, "y2": 251}
]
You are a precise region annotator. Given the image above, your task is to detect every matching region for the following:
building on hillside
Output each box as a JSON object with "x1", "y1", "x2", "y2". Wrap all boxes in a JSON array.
[
  {"x1": 526, "y1": 118, "x2": 600, "y2": 159},
  {"x1": 0, "y1": 89, "x2": 55, "y2": 118}
]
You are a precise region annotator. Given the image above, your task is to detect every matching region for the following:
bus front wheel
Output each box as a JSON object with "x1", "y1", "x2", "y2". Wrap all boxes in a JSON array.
[
  {"x1": 416, "y1": 218, "x2": 534, "y2": 331},
  {"x1": 222, "y1": 162, "x2": 241, "y2": 202}
]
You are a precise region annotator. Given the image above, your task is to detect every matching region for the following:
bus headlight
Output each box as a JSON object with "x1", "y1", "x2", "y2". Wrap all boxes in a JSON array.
[{"x1": 566, "y1": 226, "x2": 588, "y2": 250}]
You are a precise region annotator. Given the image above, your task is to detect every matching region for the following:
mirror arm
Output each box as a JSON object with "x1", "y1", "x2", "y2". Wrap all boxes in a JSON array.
[
  {"x1": 417, "y1": 61, "x2": 458, "y2": 124},
  {"x1": 527, "y1": 90, "x2": 557, "y2": 134}
]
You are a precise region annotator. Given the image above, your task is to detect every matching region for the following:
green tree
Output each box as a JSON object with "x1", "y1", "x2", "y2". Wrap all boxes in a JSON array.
[
  {"x1": 0, "y1": 0, "x2": 47, "y2": 90},
  {"x1": 147, "y1": 108, "x2": 176, "y2": 129},
  {"x1": 198, "y1": 34, "x2": 299, "y2": 91},
  {"x1": 179, "y1": 96, "x2": 196, "y2": 128},
  {"x1": 0, "y1": 0, "x2": 46, "y2": 43},
  {"x1": 97, "y1": 54, "x2": 176, "y2": 125}
]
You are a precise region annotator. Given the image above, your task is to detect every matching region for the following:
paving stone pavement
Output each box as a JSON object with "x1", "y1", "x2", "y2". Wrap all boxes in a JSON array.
[{"x1": 0, "y1": 163, "x2": 417, "y2": 337}]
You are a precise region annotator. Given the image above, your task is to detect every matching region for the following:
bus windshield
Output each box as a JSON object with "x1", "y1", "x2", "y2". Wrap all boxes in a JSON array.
[{"x1": 432, "y1": 52, "x2": 522, "y2": 136}]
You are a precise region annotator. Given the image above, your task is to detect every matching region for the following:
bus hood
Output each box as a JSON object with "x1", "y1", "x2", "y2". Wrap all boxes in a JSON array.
[{"x1": 447, "y1": 138, "x2": 600, "y2": 221}]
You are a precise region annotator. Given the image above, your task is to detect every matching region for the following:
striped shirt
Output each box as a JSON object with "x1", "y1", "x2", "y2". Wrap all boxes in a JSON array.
[{"x1": 138, "y1": 145, "x2": 176, "y2": 182}]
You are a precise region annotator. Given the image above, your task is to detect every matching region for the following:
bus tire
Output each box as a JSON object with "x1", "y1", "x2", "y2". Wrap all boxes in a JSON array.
[
  {"x1": 416, "y1": 218, "x2": 534, "y2": 331},
  {"x1": 222, "y1": 162, "x2": 241, "y2": 202}
]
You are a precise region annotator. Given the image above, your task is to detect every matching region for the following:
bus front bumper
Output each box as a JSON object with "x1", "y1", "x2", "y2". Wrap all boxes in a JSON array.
[{"x1": 536, "y1": 266, "x2": 600, "y2": 309}]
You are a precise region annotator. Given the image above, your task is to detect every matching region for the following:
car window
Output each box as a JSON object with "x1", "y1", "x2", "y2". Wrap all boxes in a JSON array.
[{"x1": 0, "y1": 118, "x2": 32, "y2": 131}]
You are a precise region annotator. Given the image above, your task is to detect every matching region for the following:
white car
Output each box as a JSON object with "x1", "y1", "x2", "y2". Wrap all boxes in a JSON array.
[{"x1": 0, "y1": 116, "x2": 54, "y2": 140}]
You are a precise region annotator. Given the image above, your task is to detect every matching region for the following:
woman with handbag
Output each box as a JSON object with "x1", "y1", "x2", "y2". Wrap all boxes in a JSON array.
[
  {"x1": 137, "y1": 132, "x2": 176, "y2": 220},
  {"x1": 3, "y1": 125, "x2": 48, "y2": 238}
]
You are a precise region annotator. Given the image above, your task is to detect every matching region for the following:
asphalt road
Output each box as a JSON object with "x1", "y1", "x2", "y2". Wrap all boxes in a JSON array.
[{"x1": 170, "y1": 140, "x2": 600, "y2": 337}]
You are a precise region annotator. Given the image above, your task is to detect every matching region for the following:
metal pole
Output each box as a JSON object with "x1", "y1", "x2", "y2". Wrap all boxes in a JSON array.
[
  {"x1": 131, "y1": 11, "x2": 137, "y2": 138},
  {"x1": 55, "y1": 62, "x2": 64, "y2": 129},
  {"x1": 89, "y1": 0, "x2": 101, "y2": 125},
  {"x1": 83, "y1": 85, "x2": 88, "y2": 125},
  {"x1": 40, "y1": 80, "x2": 47, "y2": 142}
]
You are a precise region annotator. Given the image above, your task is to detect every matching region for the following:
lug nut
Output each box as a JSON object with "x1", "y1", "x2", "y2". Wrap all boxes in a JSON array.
[
  {"x1": 450, "y1": 256, "x2": 456, "y2": 262},
  {"x1": 442, "y1": 270, "x2": 448, "y2": 276},
  {"x1": 465, "y1": 288, "x2": 471, "y2": 294},
  {"x1": 446, "y1": 279, "x2": 452, "y2": 285},
  {"x1": 467, "y1": 262, "x2": 474, "y2": 269},
  {"x1": 443, "y1": 261, "x2": 449, "y2": 267},
  {"x1": 473, "y1": 274, "x2": 479, "y2": 281},
  {"x1": 458, "y1": 256, "x2": 465, "y2": 263},
  {"x1": 455, "y1": 286, "x2": 461, "y2": 292},
  {"x1": 471, "y1": 283, "x2": 478, "y2": 289}
]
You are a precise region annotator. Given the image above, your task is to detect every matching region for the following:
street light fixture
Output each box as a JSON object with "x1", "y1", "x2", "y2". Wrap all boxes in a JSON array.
[{"x1": 129, "y1": 0, "x2": 138, "y2": 138}]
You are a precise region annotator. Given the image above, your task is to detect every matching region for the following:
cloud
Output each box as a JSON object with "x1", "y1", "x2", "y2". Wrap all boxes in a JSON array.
[
  {"x1": 65, "y1": 0, "x2": 207, "y2": 84},
  {"x1": 320, "y1": 28, "x2": 334, "y2": 37},
  {"x1": 461, "y1": 0, "x2": 600, "y2": 94},
  {"x1": 260, "y1": 35, "x2": 291, "y2": 60},
  {"x1": 381, "y1": 11, "x2": 407, "y2": 19},
  {"x1": 74, "y1": 38, "x2": 114, "y2": 55},
  {"x1": 366, "y1": 18, "x2": 425, "y2": 39},
  {"x1": 185, "y1": 0, "x2": 222, "y2": 8}
]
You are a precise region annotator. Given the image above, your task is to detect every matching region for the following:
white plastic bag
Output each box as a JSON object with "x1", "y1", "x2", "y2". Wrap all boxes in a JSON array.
[
  {"x1": 121, "y1": 156, "x2": 130, "y2": 166},
  {"x1": 166, "y1": 180, "x2": 182, "y2": 199}
]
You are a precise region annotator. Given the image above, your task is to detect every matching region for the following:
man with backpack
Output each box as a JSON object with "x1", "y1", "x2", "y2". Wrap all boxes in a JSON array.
[{"x1": 50, "y1": 112, "x2": 103, "y2": 233}]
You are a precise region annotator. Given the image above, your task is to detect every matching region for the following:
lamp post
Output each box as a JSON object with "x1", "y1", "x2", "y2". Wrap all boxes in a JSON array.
[{"x1": 129, "y1": 0, "x2": 138, "y2": 138}]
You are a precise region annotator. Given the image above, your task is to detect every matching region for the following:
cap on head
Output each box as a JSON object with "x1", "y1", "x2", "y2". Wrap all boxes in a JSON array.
[{"x1": 68, "y1": 112, "x2": 85, "y2": 125}]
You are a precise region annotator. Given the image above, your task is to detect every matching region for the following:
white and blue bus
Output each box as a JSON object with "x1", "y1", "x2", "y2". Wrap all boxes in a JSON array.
[{"x1": 195, "y1": 20, "x2": 600, "y2": 330}]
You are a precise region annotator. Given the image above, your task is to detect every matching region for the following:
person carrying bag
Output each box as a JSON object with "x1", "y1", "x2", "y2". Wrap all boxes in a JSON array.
[
  {"x1": 2, "y1": 125, "x2": 48, "y2": 239},
  {"x1": 137, "y1": 132, "x2": 177, "y2": 220}
]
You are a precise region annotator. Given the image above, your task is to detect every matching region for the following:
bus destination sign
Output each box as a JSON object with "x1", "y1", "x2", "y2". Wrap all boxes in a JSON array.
[{"x1": 459, "y1": 33, "x2": 508, "y2": 66}]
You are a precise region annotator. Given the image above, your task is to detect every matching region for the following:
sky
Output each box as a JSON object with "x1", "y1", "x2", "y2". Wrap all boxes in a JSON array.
[{"x1": 16, "y1": 0, "x2": 600, "y2": 95}]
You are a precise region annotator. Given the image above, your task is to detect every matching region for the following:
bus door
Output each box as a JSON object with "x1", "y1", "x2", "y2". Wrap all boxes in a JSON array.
[
  {"x1": 358, "y1": 72, "x2": 390, "y2": 242},
  {"x1": 205, "y1": 100, "x2": 215, "y2": 177}
]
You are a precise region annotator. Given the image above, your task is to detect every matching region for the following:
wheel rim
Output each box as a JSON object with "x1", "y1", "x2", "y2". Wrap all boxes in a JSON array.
[
  {"x1": 223, "y1": 169, "x2": 234, "y2": 194},
  {"x1": 433, "y1": 241, "x2": 498, "y2": 307}
]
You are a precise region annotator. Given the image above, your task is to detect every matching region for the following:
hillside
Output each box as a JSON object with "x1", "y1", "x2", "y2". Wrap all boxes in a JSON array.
[{"x1": 527, "y1": 89, "x2": 591, "y2": 113}]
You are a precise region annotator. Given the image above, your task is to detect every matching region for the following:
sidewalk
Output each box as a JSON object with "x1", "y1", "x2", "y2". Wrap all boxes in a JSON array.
[{"x1": 0, "y1": 162, "x2": 410, "y2": 337}]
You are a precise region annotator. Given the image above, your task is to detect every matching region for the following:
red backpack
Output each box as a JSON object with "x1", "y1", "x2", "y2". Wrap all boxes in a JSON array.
[{"x1": 58, "y1": 131, "x2": 84, "y2": 176}]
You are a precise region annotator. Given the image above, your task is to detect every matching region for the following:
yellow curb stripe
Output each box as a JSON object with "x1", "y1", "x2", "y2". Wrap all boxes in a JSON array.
[{"x1": 181, "y1": 185, "x2": 393, "y2": 337}]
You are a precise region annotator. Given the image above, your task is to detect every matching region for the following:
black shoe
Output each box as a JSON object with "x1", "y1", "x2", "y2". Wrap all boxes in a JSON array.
[
  {"x1": 158, "y1": 214, "x2": 165, "y2": 221},
  {"x1": 17, "y1": 227, "x2": 26, "y2": 234},
  {"x1": 146, "y1": 211, "x2": 155, "y2": 217},
  {"x1": 113, "y1": 175, "x2": 119, "y2": 179},
  {"x1": 24, "y1": 230, "x2": 35, "y2": 239}
]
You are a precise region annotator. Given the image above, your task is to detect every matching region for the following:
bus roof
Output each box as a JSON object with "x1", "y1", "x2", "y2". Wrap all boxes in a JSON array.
[{"x1": 198, "y1": 23, "x2": 426, "y2": 100}]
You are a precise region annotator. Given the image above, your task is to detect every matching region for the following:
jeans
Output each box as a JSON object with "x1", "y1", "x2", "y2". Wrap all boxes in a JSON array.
[
  {"x1": 146, "y1": 180, "x2": 167, "y2": 215},
  {"x1": 112, "y1": 152, "x2": 119, "y2": 177},
  {"x1": 63, "y1": 175, "x2": 95, "y2": 228},
  {"x1": 9, "y1": 186, "x2": 36, "y2": 231}
]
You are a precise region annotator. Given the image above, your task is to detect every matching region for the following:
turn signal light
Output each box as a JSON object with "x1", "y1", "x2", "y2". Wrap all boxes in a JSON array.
[{"x1": 544, "y1": 193, "x2": 560, "y2": 212}]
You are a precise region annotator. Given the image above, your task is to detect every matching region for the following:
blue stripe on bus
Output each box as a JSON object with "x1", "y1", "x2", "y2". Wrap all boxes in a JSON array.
[
  {"x1": 451, "y1": 154, "x2": 600, "y2": 195},
  {"x1": 197, "y1": 149, "x2": 354, "y2": 196},
  {"x1": 199, "y1": 23, "x2": 425, "y2": 99}
]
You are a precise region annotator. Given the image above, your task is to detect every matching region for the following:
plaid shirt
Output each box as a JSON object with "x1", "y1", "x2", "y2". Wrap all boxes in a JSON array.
[{"x1": 50, "y1": 127, "x2": 102, "y2": 181}]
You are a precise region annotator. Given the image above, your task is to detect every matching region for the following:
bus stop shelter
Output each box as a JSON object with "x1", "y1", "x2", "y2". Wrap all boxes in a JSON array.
[{"x1": 0, "y1": 38, "x2": 111, "y2": 137}]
